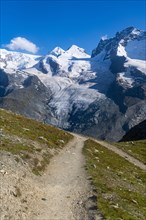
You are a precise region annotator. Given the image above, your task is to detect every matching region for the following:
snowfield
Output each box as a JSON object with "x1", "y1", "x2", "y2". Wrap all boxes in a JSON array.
[{"x1": 0, "y1": 49, "x2": 41, "y2": 69}]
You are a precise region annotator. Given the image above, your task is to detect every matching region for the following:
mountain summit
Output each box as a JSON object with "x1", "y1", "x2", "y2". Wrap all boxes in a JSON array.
[
  {"x1": 65, "y1": 45, "x2": 89, "y2": 58},
  {"x1": 50, "y1": 47, "x2": 65, "y2": 57},
  {"x1": 92, "y1": 26, "x2": 146, "y2": 60},
  {"x1": 0, "y1": 27, "x2": 146, "y2": 141}
]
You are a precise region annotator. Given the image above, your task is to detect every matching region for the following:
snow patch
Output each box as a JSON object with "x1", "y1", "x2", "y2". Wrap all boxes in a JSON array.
[
  {"x1": 117, "y1": 72, "x2": 134, "y2": 88},
  {"x1": 131, "y1": 28, "x2": 141, "y2": 36},
  {"x1": 125, "y1": 58, "x2": 146, "y2": 75},
  {"x1": 117, "y1": 44, "x2": 127, "y2": 57}
]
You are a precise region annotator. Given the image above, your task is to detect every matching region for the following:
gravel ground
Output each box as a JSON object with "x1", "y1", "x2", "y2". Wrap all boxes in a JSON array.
[
  {"x1": 35, "y1": 135, "x2": 102, "y2": 220},
  {"x1": 0, "y1": 152, "x2": 44, "y2": 220},
  {"x1": 0, "y1": 135, "x2": 102, "y2": 220}
]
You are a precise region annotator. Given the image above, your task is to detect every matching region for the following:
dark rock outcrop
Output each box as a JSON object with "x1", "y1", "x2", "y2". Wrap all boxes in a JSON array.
[
  {"x1": 0, "y1": 69, "x2": 9, "y2": 97},
  {"x1": 120, "y1": 120, "x2": 146, "y2": 141},
  {"x1": 0, "y1": 72, "x2": 52, "y2": 122}
]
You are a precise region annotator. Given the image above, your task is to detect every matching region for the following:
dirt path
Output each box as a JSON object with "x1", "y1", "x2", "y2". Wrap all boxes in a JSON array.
[
  {"x1": 35, "y1": 135, "x2": 102, "y2": 220},
  {"x1": 32, "y1": 134, "x2": 145, "y2": 220},
  {"x1": 93, "y1": 139, "x2": 146, "y2": 171},
  {"x1": 1, "y1": 133, "x2": 145, "y2": 220}
]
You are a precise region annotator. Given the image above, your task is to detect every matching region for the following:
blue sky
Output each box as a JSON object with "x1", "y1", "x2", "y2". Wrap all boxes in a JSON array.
[{"x1": 0, "y1": 0, "x2": 146, "y2": 55}]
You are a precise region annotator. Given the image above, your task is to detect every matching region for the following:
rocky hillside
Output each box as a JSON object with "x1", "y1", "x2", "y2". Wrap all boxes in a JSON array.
[
  {"x1": 0, "y1": 108, "x2": 72, "y2": 175},
  {"x1": 0, "y1": 108, "x2": 72, "y2": 220},
  {"x1": 0, "y1": 27, "x2": 146, "y2": 141}
]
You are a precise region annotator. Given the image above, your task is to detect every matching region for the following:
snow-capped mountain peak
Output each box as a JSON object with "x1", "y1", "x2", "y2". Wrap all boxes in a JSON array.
[
  {"x1": 33, "y1": 44, "x2": 90, "y2": 77},
  {"x1": 65, "y1": 45, "x2": 90, "y2": 58},
  {"x1": 67, "y1": 44, "x2": 84, "y2": 52},
  {"x1": 0, "y1": 48, "x2": 41, "y2": 70},
  {"x1": 50, "y1": 47, "x2": 65, "y2": 57},
  {"x1": 92, "y1": 27, "x2": 146, "y2": 61},
  {"x1": 116, "y1": 26, "x2": 144, "y2": 39}
]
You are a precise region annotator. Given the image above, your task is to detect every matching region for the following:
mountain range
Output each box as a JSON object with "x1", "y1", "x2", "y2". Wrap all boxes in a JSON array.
[{"x1": 0, "y1": 26, "x2": 146, "y2": 141}]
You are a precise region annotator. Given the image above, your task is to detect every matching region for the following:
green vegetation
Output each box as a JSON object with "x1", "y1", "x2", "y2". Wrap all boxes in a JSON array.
[
  {"x1": 115, "y1": 140, "x2": 146, "y2": 164},
  {"x1": 0, "y1": 108, "x2": 72, "y2": 147},
  {"x1": 83, "y1": 139, "x2": 146, "y2": 220},
  {"x1": 0, "y1": 108, "x2": 73, "y2": 175}
]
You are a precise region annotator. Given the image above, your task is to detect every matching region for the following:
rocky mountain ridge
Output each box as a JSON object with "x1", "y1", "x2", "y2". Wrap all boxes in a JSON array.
[{"x1": 0, "y1": 26, "x2": 146, "y2": 141}]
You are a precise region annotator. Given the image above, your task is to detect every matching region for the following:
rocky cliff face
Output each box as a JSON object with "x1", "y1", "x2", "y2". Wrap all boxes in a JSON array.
[
  {"x1": 0, "y1": 69, "x2": 52, "y2": 121},
  {"x1": 0, "y1": 27, "x2": 146, "y2": 141}
]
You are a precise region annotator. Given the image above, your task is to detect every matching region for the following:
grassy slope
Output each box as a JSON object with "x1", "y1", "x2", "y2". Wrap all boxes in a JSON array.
[
  {"x1": 83, "y1": 139, "x2": 146, "y2": 220},
  {"x1": 0, "y1": 108, "x2": 73, "y2": 175},
  {"x1": 115, "y1": 140, "x2": 146, "y2": 164}
]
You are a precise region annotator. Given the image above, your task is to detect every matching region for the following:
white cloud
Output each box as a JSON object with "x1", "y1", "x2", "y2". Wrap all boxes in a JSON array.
[
  {"x1": 5, "y1": 37, "x2": 39, "y2": 54},
  {"x1": 101, "y1": 35, "x2": 108, "y2": 41}
]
